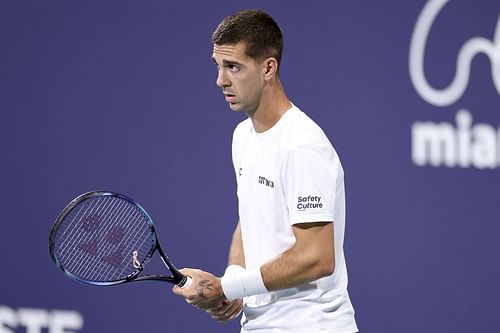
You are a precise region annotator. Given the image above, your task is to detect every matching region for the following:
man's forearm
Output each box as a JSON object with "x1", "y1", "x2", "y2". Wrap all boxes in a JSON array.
[{"x1": 227, "y1": 221, "x2": 245, "y2": 268}]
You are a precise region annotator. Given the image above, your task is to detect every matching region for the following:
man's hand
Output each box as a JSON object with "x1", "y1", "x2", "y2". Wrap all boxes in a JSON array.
[
  {"x1": 172, "y1": 268, "x2": 225, "y2": 309},
  {"x1": 207, "y1": 298, "x2": 243, "y2": 323},
  {"x1": 172, "y1": 268, "x2": 243, "y2": 322}
]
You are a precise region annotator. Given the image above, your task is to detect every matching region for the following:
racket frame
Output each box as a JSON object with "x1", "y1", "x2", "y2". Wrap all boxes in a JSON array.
[{"x1": 49, "y1": 191, "x2": 188, "y2": 287}]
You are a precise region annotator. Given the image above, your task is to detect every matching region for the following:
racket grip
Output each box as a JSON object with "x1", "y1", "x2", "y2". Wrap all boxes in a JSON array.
[{"x1": 179, "y1": 275, "x2": 192, "y2": 289}]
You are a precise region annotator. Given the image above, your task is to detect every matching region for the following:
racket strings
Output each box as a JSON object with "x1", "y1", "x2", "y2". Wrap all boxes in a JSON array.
[
  {"x1": 57, "y1": 196, "x2": 107, "y2": 251},
  {"x1": 61, "y1": 198, "x2": 150, "y2": 281},
  {"x1": 59, "y1": 196, "x2": 115, "y2": 261},
  {"x1": 57, "y1": 196, "x2": 124, "y2": 278},
  {"x1": 59, "y1": 197, "x2": 123, "y2": 275},
  {"x1": 74, "y1": 199, "x2": 135, "y2": 278},
  {"x1": 69, "y1": 199, "x2": 131, "y2": 280},
  {"x1": 54, "y1": 196, "x2": 154, "y2": 283},
  {"x1": 87, "y1": 204, "x2": 150, "y2": 281}
]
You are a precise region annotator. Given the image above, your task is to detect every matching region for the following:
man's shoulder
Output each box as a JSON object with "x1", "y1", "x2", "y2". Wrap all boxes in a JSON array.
[
  {"x1": 233, "y1": 117, "x2": 252, "y2": 137},
  {"x1": 286, "y1": 106, "x2": 331, "y2": 148},
  {"x1": 232, "y1": 117, "x2": 253, "y2": 150}
]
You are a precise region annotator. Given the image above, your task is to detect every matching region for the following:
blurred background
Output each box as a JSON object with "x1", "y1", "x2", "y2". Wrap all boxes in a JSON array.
[{"x1": 1, "y1": 0, "x2": 499, "y2": 332}]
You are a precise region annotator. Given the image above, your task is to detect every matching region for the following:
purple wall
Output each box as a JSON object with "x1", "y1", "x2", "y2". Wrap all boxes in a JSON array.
[{"x1": 1, "y1": 0, "x2": 499, "y2": 332}]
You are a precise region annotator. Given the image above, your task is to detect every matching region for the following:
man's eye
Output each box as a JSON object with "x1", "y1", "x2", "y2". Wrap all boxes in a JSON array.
[{"x1": 227, "y1": 64, "x2": 240, "y2": 72}]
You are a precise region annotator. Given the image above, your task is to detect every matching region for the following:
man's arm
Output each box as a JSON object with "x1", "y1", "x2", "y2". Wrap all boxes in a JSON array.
[
  {"x1": 173, "y1": 221, "x2": 334, "y2": 306},
  {"x1": 202, "y1": 222, "x2": 334, "y2": 321},
  {"x1": 261, "y1": 222, "x2": 334, "y2": 290},
  {"x1": 222, "y1": 221, "x2": 334, "y2": 299},
  {"x1": 205, "y1": 221, "x2": 245, "y2": 322},
  {"x1": 227, "y1": 221, "x2": 245, "y2": 268}
]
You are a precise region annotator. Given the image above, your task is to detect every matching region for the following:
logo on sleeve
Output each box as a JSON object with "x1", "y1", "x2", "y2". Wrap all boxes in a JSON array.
[{"x1": 297, "y1": 195, "x2": 323, "y2": 210}]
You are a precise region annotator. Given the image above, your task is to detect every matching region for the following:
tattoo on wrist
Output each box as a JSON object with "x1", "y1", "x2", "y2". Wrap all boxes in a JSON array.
[{"x1": 196, "y1": 280, "x2": 214, "y2": 299}]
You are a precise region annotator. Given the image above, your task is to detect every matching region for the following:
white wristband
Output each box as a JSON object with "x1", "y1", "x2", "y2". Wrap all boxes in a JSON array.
[{"x1": 220, "y1": 267, "x2": 268, "y2": 301}]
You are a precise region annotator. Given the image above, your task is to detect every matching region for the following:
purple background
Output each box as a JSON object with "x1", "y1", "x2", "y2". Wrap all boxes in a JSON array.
[{"x1": 1, "y1": 0, "x2": 499, "y2": 332}]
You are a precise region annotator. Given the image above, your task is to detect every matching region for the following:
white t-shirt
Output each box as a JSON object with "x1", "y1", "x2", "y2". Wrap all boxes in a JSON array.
[{"x1": 232, "y1": 105, "x2": 358, "y2": 333}]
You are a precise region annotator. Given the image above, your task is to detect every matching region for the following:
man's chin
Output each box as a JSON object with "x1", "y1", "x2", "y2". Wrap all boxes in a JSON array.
[{"x1": 228, "y1": 102, "x2": 243, "y2": 112}]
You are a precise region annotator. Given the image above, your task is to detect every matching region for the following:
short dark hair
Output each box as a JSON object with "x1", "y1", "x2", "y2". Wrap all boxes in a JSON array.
[{"x1": 212, "y1": 9, "x2": 284, "y2": 66}]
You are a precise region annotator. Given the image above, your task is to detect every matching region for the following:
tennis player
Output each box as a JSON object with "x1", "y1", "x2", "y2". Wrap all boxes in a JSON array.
[{"x1": 173, "y1": 9, "x2": 358, "y2": 333}]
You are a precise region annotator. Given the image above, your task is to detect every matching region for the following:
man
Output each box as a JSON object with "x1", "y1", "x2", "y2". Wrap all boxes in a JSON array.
[{"x1": 173, "y1": 9, "x2": 358, "y2": 333}]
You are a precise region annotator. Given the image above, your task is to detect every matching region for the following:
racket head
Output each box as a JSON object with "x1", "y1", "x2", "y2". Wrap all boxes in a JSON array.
[{"x1": 49, "y1": 191, "x2": 158, "y2": 286}]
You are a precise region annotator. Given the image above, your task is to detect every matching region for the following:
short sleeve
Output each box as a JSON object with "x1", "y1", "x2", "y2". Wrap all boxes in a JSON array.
[{"x1": 283, "y1": 145, "x2": 340, "y2": 224}]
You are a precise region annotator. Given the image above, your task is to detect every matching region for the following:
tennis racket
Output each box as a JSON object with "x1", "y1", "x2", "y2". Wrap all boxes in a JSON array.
[{"x1": 49, "y1": 191, "x2": 191, "y2": 288}]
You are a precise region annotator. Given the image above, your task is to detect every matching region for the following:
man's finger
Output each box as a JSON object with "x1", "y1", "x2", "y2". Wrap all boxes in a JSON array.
[{"x1": 210, "y1": 299, "x2": 243, "y2": 322}]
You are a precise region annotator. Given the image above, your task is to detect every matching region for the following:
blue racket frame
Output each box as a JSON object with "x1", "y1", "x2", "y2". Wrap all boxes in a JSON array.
[{"x1": 49, "y1": 191, "x2": 188, "y2": 287}]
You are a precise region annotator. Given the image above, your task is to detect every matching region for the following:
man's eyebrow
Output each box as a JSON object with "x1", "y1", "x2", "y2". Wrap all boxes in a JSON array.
[
  {"x1": 222, "y1": 60, "x2": 243, "y2": 66},
  {"x1": 211, "y1": 56, "x2": 243, "y2": 66}
]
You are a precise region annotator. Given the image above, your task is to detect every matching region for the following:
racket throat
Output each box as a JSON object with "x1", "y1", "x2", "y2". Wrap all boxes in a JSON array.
[{"x1": 157, "y1": 244, "x2": 186, "y2": 286}]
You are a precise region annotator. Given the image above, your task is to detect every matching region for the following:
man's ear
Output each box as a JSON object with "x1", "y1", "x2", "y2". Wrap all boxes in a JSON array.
[{"x1": 263, "y1": 57, "x2": 279, "y2": 82}]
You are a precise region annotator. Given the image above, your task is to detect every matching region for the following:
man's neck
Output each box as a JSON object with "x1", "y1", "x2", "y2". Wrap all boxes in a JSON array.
[{"x1": 248, "y1": 82, "x2": 292, "y2": 133}]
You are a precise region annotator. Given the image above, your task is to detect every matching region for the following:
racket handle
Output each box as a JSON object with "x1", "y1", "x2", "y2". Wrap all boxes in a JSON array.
[{"x1": 179, "y1": 275, "x2": 192, "y2": 288}]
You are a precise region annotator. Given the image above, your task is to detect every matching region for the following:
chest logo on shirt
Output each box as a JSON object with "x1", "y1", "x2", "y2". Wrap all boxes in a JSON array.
[
  {"x1": 297, "y1": 195, "x2": 323, "y2": 210},
  {"x1": 258, "y1": 176, "x2": 275, "y2": 188}
]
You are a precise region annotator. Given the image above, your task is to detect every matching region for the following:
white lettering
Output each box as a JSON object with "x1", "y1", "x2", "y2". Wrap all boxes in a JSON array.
[
  {"x1": 18, "y1": 308, "x2": 48, "y2": 333},
  {"x1": 412, "y1": 110, "x2": 499, "y2": 168},
  {"x1": 0, "y1": 306, "x2": 83, "y2": 333},
  {"x1": 412, "y1": 120, "x2": 456, "y2": 167},
  {"x1": 472, "y1": 124, "x2": 497, "y2": 169},
  {"x1": 409, "y1": 0, "x2": 499, "y2": 169},
  {"x1": 0, "y1": 306, "x2": 16, "y2": 333},
  {"x1": 49, "y1": 310, "x2": 83, "y2": 333},
  {"x1": 456, "y1": 110, "x2": 472, "y2": 167}
]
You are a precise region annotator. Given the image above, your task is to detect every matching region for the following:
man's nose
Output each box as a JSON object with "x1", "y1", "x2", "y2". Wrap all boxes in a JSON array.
[{"x1": 216, "y1": 69, "x2": 230, "y2": 88}]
